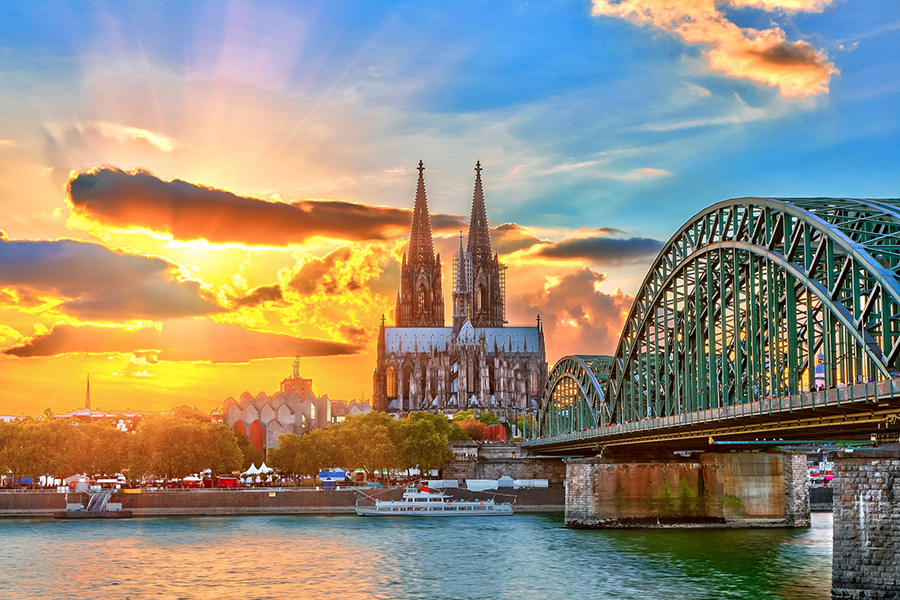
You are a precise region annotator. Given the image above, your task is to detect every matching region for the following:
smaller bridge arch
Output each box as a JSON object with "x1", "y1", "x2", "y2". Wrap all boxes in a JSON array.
[{"x1": 537, "y1": 355, "x2": 612, "y2": 436}]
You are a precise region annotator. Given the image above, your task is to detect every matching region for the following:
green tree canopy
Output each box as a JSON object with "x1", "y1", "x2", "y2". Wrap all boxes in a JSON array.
[
  {"x1": 330, "y1": 411, "x2": 397, "y2": 477},
  {"x1": 268, "y1": 429, "x2": 337, "y2": 480},
  {"x1": 128, "y1": 415, "x2": 242, "y2": 479},
  {"x1": 392, "y1": 413, "x2": 452, "y2": 476}
]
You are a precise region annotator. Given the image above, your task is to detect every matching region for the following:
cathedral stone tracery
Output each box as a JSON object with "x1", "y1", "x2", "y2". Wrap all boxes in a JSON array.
[{"x1": 373, "y1": 161, "x2": 547, "y2": 418}]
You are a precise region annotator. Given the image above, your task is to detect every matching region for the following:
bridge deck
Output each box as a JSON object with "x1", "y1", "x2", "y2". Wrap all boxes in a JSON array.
[{"x1": 525, "y1": 378, "x2": 900, "y2": 454}]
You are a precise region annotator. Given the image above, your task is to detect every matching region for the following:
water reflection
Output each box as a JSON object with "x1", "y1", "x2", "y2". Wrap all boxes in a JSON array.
[{"x1": 0, "y1": 513, "x2": 832, "y2": 599}]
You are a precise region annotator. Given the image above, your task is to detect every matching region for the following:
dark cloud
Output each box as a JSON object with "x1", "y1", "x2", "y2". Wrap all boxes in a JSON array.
[
  {"x1": 0, "y1": 287, "x2": 43, "y2": 308},
  {"x1": 340, "y1": 325, "x2": 368, "y2": 344},
  {"x1": 490, "y1": 223, "x2": 546, "y2": 254},
  {"x1": 289, "y1": 247, "x2": 354, "y2": 295},
  {"x1": 4, "y1": 319, "x2": 361, "y2": 362},
  {"x1": 232, "y1": 284, "x2": 285, "y2": 308},
  {"x1": 748, "y1": 40, "x2": 823, "y2": 68},
  {"x1": 0, "y1": 238, "x2": 222, "y2": 319},
  {"x1": 536, "y1": 235, "x2": 663, "y2": 265},
  {"x1": 68, "y1": 167, "x2": 467, "y2": 245}
]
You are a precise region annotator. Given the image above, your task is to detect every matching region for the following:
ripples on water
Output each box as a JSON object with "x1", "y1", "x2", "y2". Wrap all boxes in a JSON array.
[{"x1": 0, "y1": 512, "x2": 832, "y2": 599}]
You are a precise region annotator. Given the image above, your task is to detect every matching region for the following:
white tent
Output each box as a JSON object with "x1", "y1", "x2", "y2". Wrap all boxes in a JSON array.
[
  {"x1": 466, "y1": 479, "x2": 499, "y2": 492},
  {"x1": 241, "y1": 464, "x2": 259, "y2": 476},
  {"x1": 257, "y1": 462, "x2": 273, "y2": 474}
]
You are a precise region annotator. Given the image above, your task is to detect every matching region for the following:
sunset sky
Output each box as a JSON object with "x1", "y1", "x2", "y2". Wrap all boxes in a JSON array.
[{"x1": 1, "y1": 1, "x2": 898, "y2": 416}]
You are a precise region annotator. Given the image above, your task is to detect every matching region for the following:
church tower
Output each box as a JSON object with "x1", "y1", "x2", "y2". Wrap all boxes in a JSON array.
[
  {"x1": 395, "y1": 161, "x2": 445, "y2": 327},
  {"x1": 452, "y1": 232, "x2": 471, "y2": 331},
  {"x1": 465, "y1": 161, "x2": 505, "y2": 327}
]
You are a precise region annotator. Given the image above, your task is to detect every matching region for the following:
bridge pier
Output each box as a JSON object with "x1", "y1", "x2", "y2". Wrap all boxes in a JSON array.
[
  {"x1": 832, "y1": 448, "x2": 900, "y2": 599},
  {"x1": 565, "y1": 451, "x2": 809, "y2": 529}
]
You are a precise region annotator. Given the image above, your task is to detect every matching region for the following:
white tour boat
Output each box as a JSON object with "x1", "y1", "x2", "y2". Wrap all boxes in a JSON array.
[{"x1": 355, "y1": 485, "x2": 514, "y2": 517}]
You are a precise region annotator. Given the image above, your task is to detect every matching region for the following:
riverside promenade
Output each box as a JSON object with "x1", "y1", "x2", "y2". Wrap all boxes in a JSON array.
[{"x1": 0, "y1": 486, "x2": 564, "y2": 517}]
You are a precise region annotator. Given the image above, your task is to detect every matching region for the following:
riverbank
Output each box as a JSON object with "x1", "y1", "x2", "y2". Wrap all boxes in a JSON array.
[{"x1": 0, "y1": 486, "x2": 564, "y2": 517}]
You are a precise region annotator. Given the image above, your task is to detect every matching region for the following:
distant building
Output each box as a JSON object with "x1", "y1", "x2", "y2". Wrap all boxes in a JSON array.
[
  {"x1": 52, "y1": 408, "x2": 150, "y2": 431},
  {"x1": 372, "y1": 162, "x2": 548, "y2": 417},
  {"x1": 223, "y1": 359, "x2": 370, "y2": 453},
  {"x1": 50, "y1": 376, "x2": 153, "y2": 431}
]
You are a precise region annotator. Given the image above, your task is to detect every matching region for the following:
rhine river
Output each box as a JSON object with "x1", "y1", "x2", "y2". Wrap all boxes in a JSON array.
[{"x1": 0, "y1": 512, "x2": 832, "y2": 599}]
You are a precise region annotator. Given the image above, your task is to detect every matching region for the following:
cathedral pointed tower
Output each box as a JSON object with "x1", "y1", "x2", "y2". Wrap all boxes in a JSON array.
[
  {"x1": 395, "y1": 161, "x2": 445, "y2": 327},
  {"x1": 452, "y1": 232, "x2": 471, "y2": 331},
  {"x1": 376, "y1": 161, "x2": 545, "y2": 416},
  {"x1": 466, "y1": 161, "x2": 505, "y2": 327}
]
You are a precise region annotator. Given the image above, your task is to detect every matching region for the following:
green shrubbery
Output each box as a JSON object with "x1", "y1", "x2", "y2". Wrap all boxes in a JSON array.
[{"x1": 267, "y1": 411, "x2": 458, "y2": 480}]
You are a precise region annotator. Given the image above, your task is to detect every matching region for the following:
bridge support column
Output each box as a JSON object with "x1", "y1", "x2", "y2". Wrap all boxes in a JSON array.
[
  {"x1": 565, "y1": 451, "x2": 809, "y2": 529},
  {"x1": 832, "y1": 448, "x2": 900, "y2": 599}
]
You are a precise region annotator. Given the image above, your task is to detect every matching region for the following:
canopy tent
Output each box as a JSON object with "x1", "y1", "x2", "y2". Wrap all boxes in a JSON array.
[
  {"x1": 318, "y1": 469, "x2": 346, "y2": 482},
  {"x1": 241, "y1": 464, "x2": 259, "y2": 476},
  {"x1": 257, "y1": 463, "x2": 274, "y2": 474}
]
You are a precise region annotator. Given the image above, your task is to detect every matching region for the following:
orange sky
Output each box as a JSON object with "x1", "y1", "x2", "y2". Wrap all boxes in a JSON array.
[
  {"x1": 0, "y1": 161, "x2": 646, "y2": 416},
  {"x1": 2, "y1": 1, "x2": 894, "y2": 416}
]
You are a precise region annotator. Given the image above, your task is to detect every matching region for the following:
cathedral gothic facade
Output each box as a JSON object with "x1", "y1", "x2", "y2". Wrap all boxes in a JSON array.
[{"x1": 373, "y1": 162, "x2": 548, "y2": 417}]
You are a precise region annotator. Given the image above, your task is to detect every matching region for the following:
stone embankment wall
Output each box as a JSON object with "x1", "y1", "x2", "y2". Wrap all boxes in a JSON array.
[
  {"x1": 832, "y1": 448, "x2": 900, "y2": 599},
  {"x1": 565, "y1": 451, "x2": 809, "y2": 529},
  {"x1": 0, "y1": 487, "x2": 563, "y2": 517},
  {"x1": 442, "y1": 442, "x2": 567, "y2": 483}
]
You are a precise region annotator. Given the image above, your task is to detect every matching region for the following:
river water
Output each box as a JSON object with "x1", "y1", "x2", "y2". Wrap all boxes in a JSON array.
[{"x1": 0, "y1": 512, "x2": 832, "y2": 599}]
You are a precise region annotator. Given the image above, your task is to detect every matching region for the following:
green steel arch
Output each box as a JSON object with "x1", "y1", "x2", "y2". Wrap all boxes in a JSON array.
[
  {"x1": 538, "y1": 355, "x2": 612, "y2": 436},
  {"x1": 605, "y1": 197, "x2": 900, "y2": 425}
]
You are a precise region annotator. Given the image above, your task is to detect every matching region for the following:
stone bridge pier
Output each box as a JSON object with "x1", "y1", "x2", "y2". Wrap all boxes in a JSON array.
[
  {"x1": 565, "y1": 451, "x2": 810, "y2": 529},
  {"x1": 832, "y1": 448, "x2": 900, "y2": 599}
]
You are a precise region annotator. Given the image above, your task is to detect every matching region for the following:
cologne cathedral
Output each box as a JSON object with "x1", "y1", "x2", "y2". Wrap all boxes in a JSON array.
[{"x1": 372, "y1": 161, "x2": 547, "y2": 417}]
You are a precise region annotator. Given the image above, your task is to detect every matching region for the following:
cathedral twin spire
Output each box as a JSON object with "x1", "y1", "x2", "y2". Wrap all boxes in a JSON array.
[
  {"x1": 467, "y1": 161, "x2": 493, "y2": 264},
  {"x1": 408, "y1": 161, "x2": 436, "y2": 267},
  {"x1": 394, "y1": 160, "x2": 505, "y2": 330},
  {"x1": 395, "y1": 161, "x2": 444, "y2": 327}
]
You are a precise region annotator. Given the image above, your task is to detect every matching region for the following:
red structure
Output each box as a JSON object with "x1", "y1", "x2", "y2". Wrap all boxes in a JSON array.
[
  {"x1": 483, "y1": 423, "x2": 507, "y2": 442},
  {"x1": 249, "y1": 420, "x2": 265, "y2": 453}
]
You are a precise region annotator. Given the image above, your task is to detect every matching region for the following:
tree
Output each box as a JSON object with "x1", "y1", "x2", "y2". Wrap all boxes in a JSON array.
[
  {"x1": 170, "y1": 406, "x2": 212, "y2": 422},
  {"x1": 392, "y1": 414, "x2": 452, "y2": 477},
  {"x1": 74, "y1": 422, "x2": 128, "y2": 477},
  {"x1": 452, "y1": 409, "x2": 477, "y2": 423},
  {"x1": 457, "y1": 419, "x2": 486, "y2": 441},
  {"x1": 234, "y1": 428, "x2": 265, "y2": 471},
  {"x1": 125, "y1": 415, "x2": 242, "y2": 480},
  {"x1": 514, "y1": 414, "x2": 534, "y2": 437},
  {"x1": 330, "y1": 411, "x2": 397, "y2": 479},
  {"x1": 452, "y1": 410, "x2": 500, "y2": 426},
  {"x1": 267, "y1": 433, "x2": 302, "y2": 478},
  {"x1": 202, "y1": 422, "x2": 243, "y2": 476},
  {"x1": 448, "y1": 422, "x2": 471, "y2": 441},
  {"x1": 269, "y1": 430, "x2": 337, "y2": 481},
  {"x1": 0, "y1": 421, "x2": 60, "y2": 480}
]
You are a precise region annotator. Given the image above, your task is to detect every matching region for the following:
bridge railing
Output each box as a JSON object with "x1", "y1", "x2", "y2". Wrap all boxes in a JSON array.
[{"x1": 524, "y1": 378, "x2": 900, "y2": 447}]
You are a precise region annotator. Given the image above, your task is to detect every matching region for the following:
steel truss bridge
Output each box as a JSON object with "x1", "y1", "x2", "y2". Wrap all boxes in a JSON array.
[{"x1": 526, "y1": 198, "x2": 900, "y2": 454}]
